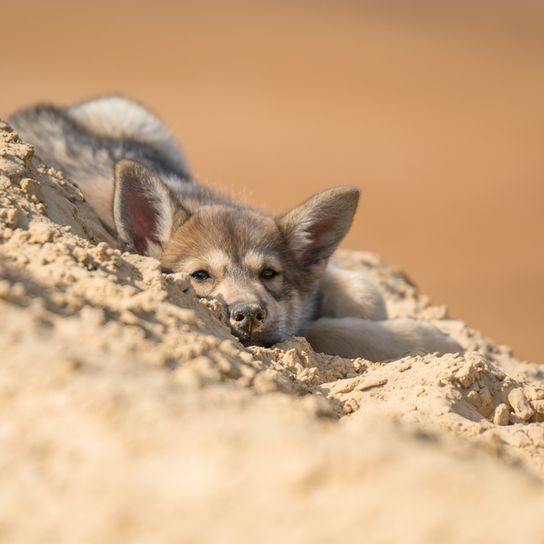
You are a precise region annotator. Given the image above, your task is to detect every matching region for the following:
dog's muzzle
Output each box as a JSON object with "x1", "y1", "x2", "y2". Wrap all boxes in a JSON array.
[{"x1": 228, "y1": 302, "x2": 267, "y2": 342}]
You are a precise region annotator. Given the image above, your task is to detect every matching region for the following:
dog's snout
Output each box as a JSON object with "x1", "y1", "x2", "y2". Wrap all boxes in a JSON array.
[{"x1": 230, "y1": 303, "x2": 267, "y2": 334}]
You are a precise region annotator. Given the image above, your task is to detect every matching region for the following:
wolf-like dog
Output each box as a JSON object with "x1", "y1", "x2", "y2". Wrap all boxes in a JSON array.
[{"x1": 9, "y1": 97, "x2": 462, "y2": 361}]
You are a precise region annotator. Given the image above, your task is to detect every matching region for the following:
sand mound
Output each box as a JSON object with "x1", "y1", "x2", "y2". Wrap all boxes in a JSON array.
[{"x1": 1, "y1": 120, "x2": 544, "y2": 542}]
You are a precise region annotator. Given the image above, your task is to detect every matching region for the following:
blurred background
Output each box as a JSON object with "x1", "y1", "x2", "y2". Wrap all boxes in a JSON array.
[{"x1": 2, "y1": 0, "x2": 543, "y2": 362}]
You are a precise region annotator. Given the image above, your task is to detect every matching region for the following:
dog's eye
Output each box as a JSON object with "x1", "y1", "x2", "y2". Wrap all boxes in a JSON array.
[
  {"x1": 260, "y1": 268, "x2": 278, "y2": 280},
  {"x1": 191, "y1": 270, "x2": 211, "y2": 281}
]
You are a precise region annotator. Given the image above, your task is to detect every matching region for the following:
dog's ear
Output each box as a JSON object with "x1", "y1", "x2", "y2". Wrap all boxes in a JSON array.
[
  {"x1": 278, "y1": 186, "x2": 359, "y2": 268},
  {"x1": 113, "y1": 159, "x2": 189, "y2": 257}
]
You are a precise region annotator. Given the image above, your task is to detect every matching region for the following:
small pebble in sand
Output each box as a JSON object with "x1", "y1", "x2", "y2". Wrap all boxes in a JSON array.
[
  {"x1": 507, "y1": 388, "x2": 535, "y2": 421},
  {"x1": 493, "y1": 403, "x2": 510, "y2": 426}
]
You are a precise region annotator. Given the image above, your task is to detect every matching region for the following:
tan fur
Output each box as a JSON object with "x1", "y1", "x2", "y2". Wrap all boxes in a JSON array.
[
  {"x1": 160, "y1": 205, "x2": 308, "y2": 345},
  {"x1": 202, "y1": 249, "x2": 231, "y2": 273},
  {"x1": 242, "y1": 250, "x2": 283, "y2": 274}
]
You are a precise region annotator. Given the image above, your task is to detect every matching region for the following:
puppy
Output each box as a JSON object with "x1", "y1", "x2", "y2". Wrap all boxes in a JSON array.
[{"x1": 9, "y1": 97, "x2": 462, "y2": 360}]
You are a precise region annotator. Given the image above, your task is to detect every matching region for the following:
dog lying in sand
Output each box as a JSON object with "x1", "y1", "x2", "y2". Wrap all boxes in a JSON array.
[{"x1": 9, "y1": 97, "x2": 462, "y2": 361}]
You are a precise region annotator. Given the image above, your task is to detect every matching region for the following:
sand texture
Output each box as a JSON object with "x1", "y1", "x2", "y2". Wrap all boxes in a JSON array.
[{"x1": 1, "y1": 120, "x2": 544, "y2": 542}]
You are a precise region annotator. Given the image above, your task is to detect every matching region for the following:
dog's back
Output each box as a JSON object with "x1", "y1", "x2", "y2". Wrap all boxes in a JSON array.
[{"x1": 9, "y1": 97, "x2": 191, "y2": 230}]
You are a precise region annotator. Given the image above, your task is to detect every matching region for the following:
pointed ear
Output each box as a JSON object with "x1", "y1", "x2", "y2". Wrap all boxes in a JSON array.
[
  {"x1": 278, "y1": 186, "x2": 359, "y2": 268},
  {"x1": 113, "y1": 159, "x2": 188, "y2": 257}
]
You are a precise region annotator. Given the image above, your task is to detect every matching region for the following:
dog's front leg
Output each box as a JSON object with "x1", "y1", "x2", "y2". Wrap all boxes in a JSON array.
[
  {"x1": 316, "y1": 264, "x2": 388, "y2": 321},
  {"x1": 302, "y1": 316, "x2": 463, "y2": 361}
]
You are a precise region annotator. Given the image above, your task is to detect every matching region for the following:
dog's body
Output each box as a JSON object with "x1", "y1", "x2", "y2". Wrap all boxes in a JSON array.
[{"x1": 9, "y1": 97, "x2": 462, "y2": 360}]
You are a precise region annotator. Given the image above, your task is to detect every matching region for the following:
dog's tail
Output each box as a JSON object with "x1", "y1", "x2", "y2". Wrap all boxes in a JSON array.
[
  {"x1": 303, "y1": 317, "x2": 463, "y2": 361},
  {"x1": 67, "y1": 97, "x2": 188, "y2": 173}
]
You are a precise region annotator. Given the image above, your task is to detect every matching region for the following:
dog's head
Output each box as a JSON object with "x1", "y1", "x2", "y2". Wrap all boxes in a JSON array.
[{"x1": 113, "y1": 159, "x2": 359, "y2": 346}]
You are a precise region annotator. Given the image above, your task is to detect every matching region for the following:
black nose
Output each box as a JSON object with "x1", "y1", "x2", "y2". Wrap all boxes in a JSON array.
[{"x1": 229, "y1": 303, "x2": 267, "y2": 335}]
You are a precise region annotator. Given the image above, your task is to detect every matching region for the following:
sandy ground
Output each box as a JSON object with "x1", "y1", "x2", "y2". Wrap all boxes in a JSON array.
[
  {"x1": 2, "y1": 118, "x2": 544, "y2": 542},
  {"x1": 1, "y1": 1, "x2": 544, "y2": 362}
]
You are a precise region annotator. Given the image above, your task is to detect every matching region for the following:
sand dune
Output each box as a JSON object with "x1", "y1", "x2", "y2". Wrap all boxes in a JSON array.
[{"x1": 1, "y1": 119, "x2": 544, "y2": 542}]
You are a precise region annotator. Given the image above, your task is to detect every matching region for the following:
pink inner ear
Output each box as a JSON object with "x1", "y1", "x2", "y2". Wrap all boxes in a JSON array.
[
  {"x1": 300, "y1": 217, "x2": 334, "y2": 266},
  {"x1": 126, "y1": 189, "x2": 162, "y2": 254}
]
